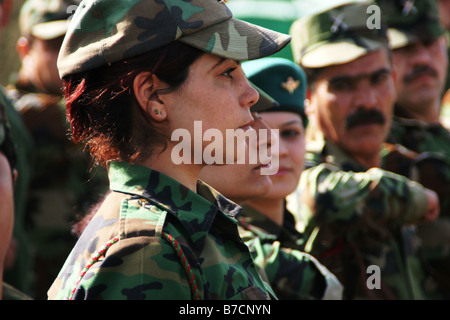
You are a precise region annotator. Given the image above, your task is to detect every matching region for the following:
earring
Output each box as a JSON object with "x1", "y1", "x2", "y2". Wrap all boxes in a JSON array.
[{"x1": 154, "y1": 109, "x2": 159, "y2": 115}]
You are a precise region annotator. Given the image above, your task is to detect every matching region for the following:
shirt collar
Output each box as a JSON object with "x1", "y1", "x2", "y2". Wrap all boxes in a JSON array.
[{"x1": 108, "y1": 161, "x2": 242, "y2": 247}]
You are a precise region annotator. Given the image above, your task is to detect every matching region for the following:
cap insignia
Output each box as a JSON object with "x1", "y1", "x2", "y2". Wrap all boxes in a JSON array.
[
  {"x1": 281, "y1": 77, "x2": 300, "y2": 94},
  {"x1": 330, "y1": 13, "x2": 348, "y2": 33},
  {"x1": 401, "y1": 0, "x2": 417, "y2": 16}
]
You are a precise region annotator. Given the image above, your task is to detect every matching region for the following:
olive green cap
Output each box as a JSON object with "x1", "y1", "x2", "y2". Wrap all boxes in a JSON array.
[
  {"x1": 19, "y1": 0, "x2": 81, "y2": 40},
  {"x1": 290, "y1": 0, "x2": 388, "y2": 68},
  {"x1": 376, "y1": 0, "x2": 445, "y2": 49},
  {"x1": 57, "y1": 0, "x2": 291, "y2": 78}
]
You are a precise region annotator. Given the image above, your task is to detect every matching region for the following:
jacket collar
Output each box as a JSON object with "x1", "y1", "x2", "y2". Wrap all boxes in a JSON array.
[{"x1": 108, "y1": 161, "x2": 242, "y2": 248}]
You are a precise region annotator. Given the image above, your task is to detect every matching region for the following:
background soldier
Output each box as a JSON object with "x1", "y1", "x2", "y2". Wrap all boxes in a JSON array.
[
  {"x1": 5, "y1": 0, "x2": 108, "y2": 299},
  {"x1": 378, "y1": 0, "x2": 450, "y2": 298},
  {"x1": 288, "y1": 1, "x2": 440, "y2": 299}
]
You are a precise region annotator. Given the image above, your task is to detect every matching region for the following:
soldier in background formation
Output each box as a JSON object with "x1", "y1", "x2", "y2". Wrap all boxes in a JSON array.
[
  {"x1": 288, "y1": 1, "x2": 442, "y2": 299},
  {"x1": 0, "y1": 0, "x2": 31, "y2": 300},
  {"x1": 5, "y1": 0, "x2": 108, "y2": 299},
  {"x1": 377, "y1": 0, "x2": 450, "y2": 298},
  {"x1": 199, "y1": 58, "x2": 343, "y2": 300}
]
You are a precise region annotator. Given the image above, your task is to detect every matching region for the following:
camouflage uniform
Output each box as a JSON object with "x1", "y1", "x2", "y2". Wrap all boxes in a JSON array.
[
  {"x1": 288, "y1": 1, "x2": 433, "y2": 299},
  {"x1": 48, "y1": 161, "x2": 275, "y2": 300},
  {"x1": 5, "y1": 0, "x2": 107, "y2": 299},
  {"x1": 49, "y1": 0, "x2": 291, "y2": 300},
  {"x1": 378, "y1": 0, "x2": 450, "y2": 298},
  {"x1": 234, "y1": 57, "x2": 344, "y2": 300},
  {"x1": 289, "y1": 139, "x2": 433, "y2": 300}
]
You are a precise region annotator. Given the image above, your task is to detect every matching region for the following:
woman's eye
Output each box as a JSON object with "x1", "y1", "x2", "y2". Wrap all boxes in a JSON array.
[
  {"x1": 222, "y1": 67, "x2": 237, "y2": 78},
  {"x1": 280, "y1": 129, "x2": 300, "y2": 139}
]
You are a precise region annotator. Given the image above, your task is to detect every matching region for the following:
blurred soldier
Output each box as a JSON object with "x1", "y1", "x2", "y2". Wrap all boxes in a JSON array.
[
  {"x1": 199, "y1": 82, "x2": 343, "y2": 300},
  {"x1": 5, "y1": 0, "x2": 108, "y2": 299},
  {"x1": 378, "y1": 0, "x2": 450, "y2": 298},
  {"x1": 0, "y1": 0, "x2": 32, "y2": 300},
  {"x1": 237, "y1": 57, "x2": 308, "y2": 251},
  {"x1": 289, "y1": 1, "x2": 440, "y2": 299}
]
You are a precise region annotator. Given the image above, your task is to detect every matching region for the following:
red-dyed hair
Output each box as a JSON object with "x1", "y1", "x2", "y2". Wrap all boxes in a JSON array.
[{"x1": 63, "y1": 41, "x2": 203, "y2": 167}]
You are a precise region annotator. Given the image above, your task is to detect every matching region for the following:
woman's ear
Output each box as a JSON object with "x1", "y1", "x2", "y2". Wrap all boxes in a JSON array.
[{"x1": 133, "y1": 72, "x2": 167, "y2": 122}]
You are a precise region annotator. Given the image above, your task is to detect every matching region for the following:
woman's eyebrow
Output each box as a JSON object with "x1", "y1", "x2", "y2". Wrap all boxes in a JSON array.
[{"x1": 209, "y1": 58, "x2": 240, "y2": 73}]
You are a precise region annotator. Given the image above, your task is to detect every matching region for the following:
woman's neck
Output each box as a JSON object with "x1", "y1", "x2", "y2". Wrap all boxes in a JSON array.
[
  {"x1": 139, "y1": 149, "x2": 202, "y2": 192},
  {"x1": 245, "y1": 197, "x2": 285, "y2": 226}
]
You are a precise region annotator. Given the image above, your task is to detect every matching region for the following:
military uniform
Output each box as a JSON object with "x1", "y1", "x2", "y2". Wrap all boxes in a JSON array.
[
  {"x1": 48, "y1": 161, "x2": 275, "y2": 300},
  {"x1": 49, "y1": 0, "x2": 291, "y2": 300},
  {"x1": 288, "y1": 1, "x2": 435, "y2": 299},
  {"x1": 289, "y1": 138, "x2": 434, "y2": 300},
  {"x1": 378, "y1": 0, "x2": 450, "y2": 298},
  {"x1": 5, "y1": 0, "x2": 107, "y2": 299}
]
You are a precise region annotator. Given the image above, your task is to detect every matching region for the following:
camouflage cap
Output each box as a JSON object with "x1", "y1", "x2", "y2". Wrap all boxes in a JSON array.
[
  {"x1": 376, "y1": 0, "x2": 445, "y2": 49},
  {"x1": 290, "y1": 1, "x2": 389, "y2": 68},
  {"x1": 57, "y1": 0, "x2": 291, "y2": 78},
  {"x1": 243, "y1": 57, "x2": 308, "y2": 126},
  {"x1": 19, "y1": 0, "x2": 81, "y2": 40}
]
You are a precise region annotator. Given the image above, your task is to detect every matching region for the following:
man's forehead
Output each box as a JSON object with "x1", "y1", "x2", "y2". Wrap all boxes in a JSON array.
[{"x1": 319, "y1": 49, "x2": 391, "y2": 80}]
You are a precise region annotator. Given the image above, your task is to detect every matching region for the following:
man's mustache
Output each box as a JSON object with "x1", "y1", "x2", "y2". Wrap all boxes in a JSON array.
[
  {"x1": 404, "y1": 65, "x2": 437, "y2": 84},
  {"x1": 345, "y1": 109, "x2": 386, "y2": 130}
]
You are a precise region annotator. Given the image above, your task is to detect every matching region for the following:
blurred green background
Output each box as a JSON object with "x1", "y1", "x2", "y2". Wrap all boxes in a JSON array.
[{"x1": 0, "y1": 0, "x2": 26, "y2": 86}]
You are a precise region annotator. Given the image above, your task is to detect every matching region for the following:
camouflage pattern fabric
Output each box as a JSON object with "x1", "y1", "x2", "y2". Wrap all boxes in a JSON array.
[
  {"x1": 48, "y1": 161, "x2": 275, "y2": 300},
  {"x1": 239, "y1": 204, "x2": 305, "y2": 251},
  {"x1": 386, "y1": 116, "x2": 450, "y2": 298},
  {"x1": 6, "y1": 83, "x2": 108, "y2": 299},
  {"x1": 238, "y1": 206, "x2": 343, "y2": 300},
  {"x1": 58, "y1": 0, "x2": 290, "y2": 78},
  {"x1": 289, "y1": 139, "x2": 433, "y2": 299}
]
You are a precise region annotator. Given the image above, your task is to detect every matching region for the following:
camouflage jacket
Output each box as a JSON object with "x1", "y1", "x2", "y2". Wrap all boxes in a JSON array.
[
  {"x1": 388, "y1": 114, "x2": 450, "y2": 157},
  {"x1": 6, "y1": 82, "x2": 108, "y2": 224},
  {"x1": 387, "y1": 113, "x2": 450, "y2": 298},
  {"x1": 48, "y1": 161, "x2": 275, "y2": 300},
  {"x1": 239, "y1": 204, "x2": 305, "y2": 251},
  {"x1": 238, "y1": 206, "x2": 343, "y2": 300},
  {"x1": 5, "y1": 82, "x2": 108, "y2": 299},
  {"x1": 288, "y1": 139, "x2": 431, "y2": 300}
]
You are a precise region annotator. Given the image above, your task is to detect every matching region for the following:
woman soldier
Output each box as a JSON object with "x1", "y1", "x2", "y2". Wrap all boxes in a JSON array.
[{"x1": 48, "y1": 0, "x2": 289, "y2": 300}]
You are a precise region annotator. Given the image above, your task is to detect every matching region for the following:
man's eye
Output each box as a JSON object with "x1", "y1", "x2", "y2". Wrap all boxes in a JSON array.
[
  {"x1": 371, "y1": 73, "x2": 389, "y2": 85},
  {"x1": 330, "y1": 80, "x2": 353, "y2": 91}
]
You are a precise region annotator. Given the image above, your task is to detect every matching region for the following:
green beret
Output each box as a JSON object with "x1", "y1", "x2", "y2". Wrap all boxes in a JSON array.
[{"x1": 243, "y1": 57, "x2": 308, "y2": 127}]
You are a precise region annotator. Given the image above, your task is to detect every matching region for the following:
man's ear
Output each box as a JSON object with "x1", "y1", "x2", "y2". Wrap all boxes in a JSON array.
[
  {"x1": 305, "y1": 88, "x2": 314, "y2": 117},
  {"x1": 133, "y1": 72, "x2": 167, "y2": 122},
  {"x1": 16, "y1": 36, "x2": 30, "y2": 61}
]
